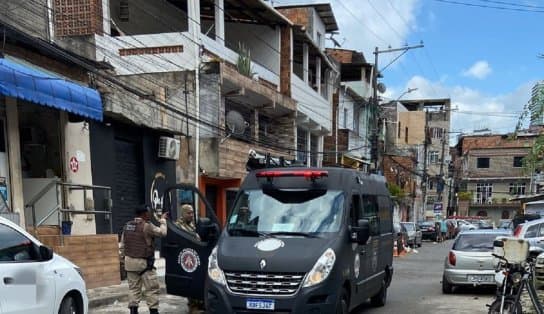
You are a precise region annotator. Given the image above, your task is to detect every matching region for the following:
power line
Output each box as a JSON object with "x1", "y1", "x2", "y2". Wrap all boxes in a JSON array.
[
  {"x1": 477, "y1": 0, "x2": 544, "y2": 10},
  {"x1": 431, "y1": 0, "x2": 544, "y2": 13},
  {"x1": 2, "y1": 3, "x2": 363, "y2": 157},
  {"x1": 333, "y1": 0, "x2": 389, "y2": 45}
]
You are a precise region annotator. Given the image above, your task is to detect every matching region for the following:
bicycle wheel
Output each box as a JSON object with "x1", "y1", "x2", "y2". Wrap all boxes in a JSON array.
[{"x1": 488, "y1": 297, "x2": 522, "y2": 314}]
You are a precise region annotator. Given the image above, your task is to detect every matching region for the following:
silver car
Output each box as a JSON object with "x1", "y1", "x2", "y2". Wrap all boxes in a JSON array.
[
  {"x1": 442, "y1": 229, "x2": 511, "y2": 293},
  {"x1": 401, "y1": 222, "x2": 422, "y2": 248}
]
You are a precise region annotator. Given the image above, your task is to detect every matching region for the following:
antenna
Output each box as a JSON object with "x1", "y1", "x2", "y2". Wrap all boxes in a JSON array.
[{"x1": 221, "y1": 110, "x2": 249, "y2": 143}]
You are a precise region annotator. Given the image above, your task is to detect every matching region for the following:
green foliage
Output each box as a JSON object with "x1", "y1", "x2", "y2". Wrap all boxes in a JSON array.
[
  {"x1": 457, "y1": 191, "x2": 472, "y2": 201},
  {"x1": 388, "y1": 183, "x2": 406, "y2": 199},
  {"x1": 236, "y1": 43, "x2": 254, "y2": 77}
]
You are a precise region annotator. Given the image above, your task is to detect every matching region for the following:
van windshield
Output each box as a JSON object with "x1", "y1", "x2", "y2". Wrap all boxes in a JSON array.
[{"x1": 227, "y1": 189, "x2": 344, "y2": 236}]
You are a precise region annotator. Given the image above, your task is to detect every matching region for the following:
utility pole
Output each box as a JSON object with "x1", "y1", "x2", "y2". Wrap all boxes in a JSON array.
[
  {"x1": 438, "y1": 128, "x2": 446, "y2": 200},
  {"x1": 421, "y1": 110, "x2": 429, "y2": 222},
  {"x1": 371, "y1": 43, "x2": 424, "y2": 172}
]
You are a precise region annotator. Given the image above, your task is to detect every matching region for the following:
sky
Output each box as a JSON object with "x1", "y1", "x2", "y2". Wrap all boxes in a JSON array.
[{"x1": 276, "y1": 0, "x2": 544, "y2": 143}]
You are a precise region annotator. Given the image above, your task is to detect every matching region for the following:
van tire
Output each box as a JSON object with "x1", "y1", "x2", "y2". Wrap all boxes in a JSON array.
[
  {"x1": 370, "y1": 279, "x2": 387, "y2": 307},
  {"x1": 59, "y1": 295, "x2": 78, "y2": 314},
  {"x1": 336, "y1": 288, "x2": 349, "y2": 314}
]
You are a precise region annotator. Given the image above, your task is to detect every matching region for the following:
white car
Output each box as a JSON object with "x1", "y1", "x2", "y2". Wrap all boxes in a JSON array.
[{"x1": 0, "y1": 216, "x2": 88, "y2": 314}]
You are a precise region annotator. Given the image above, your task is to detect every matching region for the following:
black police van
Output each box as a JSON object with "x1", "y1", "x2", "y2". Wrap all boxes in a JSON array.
[{"x1": 161, "y1": 167, "x2": 394, "y2": 313}]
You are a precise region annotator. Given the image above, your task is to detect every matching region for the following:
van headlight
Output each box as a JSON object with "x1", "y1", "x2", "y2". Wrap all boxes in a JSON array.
[
  {"x1": 303, "y1": 248, "x2": 336, "y2": 288},
  {"x1": 208, "y1": 246, "x2": 226, "y2": 285}
]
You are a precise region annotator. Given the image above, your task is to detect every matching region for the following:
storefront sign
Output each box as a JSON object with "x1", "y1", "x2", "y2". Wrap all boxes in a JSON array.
[{"x1": 150, "y1": 172, "x2": 167, "y2": 214}]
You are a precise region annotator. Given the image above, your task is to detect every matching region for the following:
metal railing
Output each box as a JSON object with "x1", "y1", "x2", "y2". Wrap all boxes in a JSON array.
[{"x1": 25, "y1": 180, "x2": 113, "y2": 245}]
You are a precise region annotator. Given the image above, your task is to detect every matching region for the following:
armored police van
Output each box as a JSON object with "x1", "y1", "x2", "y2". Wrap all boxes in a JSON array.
[{"x1": 161, "y1": 167, "x2": 394, "y2": 314}]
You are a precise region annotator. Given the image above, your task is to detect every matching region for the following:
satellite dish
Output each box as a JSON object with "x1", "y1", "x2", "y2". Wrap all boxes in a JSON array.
[
  {"x1": 222, "y1": 110, "x2": 249, "y2": 143},
  {"x1": 377, "y1": 83, "x2": 387, "y2": 94}
]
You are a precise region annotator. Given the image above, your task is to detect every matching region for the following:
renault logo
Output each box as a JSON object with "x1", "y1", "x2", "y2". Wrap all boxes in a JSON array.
[{"x1": 260, "y1": 259, "x2": 266, "y2": 270}]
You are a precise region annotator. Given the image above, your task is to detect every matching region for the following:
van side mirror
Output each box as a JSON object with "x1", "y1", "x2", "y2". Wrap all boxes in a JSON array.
[
  {"x1": 198, "y1": 217, "x2": 220, "y2": 242},
  {"x1": 351, "y1": 219, "x2": 370, "y2": 245},
  {"x1": 39, "y1": 245, "x2": 54, "y2": 261}
]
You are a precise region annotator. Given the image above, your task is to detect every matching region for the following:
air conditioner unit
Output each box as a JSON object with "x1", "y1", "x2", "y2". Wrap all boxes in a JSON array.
[{"x1": 158, "y1": 136, "x2": 180, "y2": 160}]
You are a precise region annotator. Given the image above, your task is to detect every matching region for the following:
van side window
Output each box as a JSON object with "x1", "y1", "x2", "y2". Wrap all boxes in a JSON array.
[
  {"x1": 378, "y1": 196, "x2": 393, "y2": 234},
  {"x1": 350, "y1": 194, "x2": 362, "y2": 226},
  {"x1": 362, "y1": 195, "x2": 379, "y2": 236}
]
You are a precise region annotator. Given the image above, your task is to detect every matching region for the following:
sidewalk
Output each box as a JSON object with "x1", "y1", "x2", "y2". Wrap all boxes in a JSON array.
[{"x1": 88, "y1": 252, "x2": 167, "y2": 309}]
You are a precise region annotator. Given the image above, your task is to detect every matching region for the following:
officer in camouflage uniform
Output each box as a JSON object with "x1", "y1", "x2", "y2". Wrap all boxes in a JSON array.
[
  {"x1": 174, "y1": 204, "x2": 204, "y2": 313},
  {"x1": 175, "y1": 204, "x2": 200, "y2": 241},
  {"x1": 120, "y1": 205, "x2": 168, "y2": 314}
]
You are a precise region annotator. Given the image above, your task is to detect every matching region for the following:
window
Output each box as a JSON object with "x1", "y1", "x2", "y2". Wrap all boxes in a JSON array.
[
  {"x1": 310, "y1": 134, "x2": 319, "y2": 167},
  {"x1": 477, "y1": 158, "x2": 490, "y2": 168},
  {"x1": 509, "y1": 183, "x2": 526, "y2": 195},
  {"x1": 378, "y1": 196, "x2": 392, "y2": 234},
  {"x1": 362, "y1": 195, "x2": 379, "y2": 236},
  {"x1": 513, "y1": 156, "x2": 524, "y2": 168},
  {"x1": 430, "y1": 127, "x2": 444, "y2": 139},
  {"x1": 350, "y1": 194, "x2": 362, "y2": 226},
  {"x1": 316, "y1": 32, "x2": 323, "y2": 49},
  {"x1": 405, "y1": 127, "x2": 408, "y2": 143},
  {"x1": 0, "y1": 224, "x2": 39, "y2": 262},
  {"x1": 343, "y1": 108, "x2": 348, "y2": 129},
  {"x1": 398, "y1": 122, "x2": 401, "y2": 138},
  {"x1": 525, "y1": 224, "x2": 539, "y2": 238},
  {"x1": 297, "y1": 128, "x2": 307, "y2": 163},
  {"x1": 429, "y1": 151, "x2": 440, "y2": 164},
  {"x1": 476, "y1": 183, "x2": 493, "y2": 204}
]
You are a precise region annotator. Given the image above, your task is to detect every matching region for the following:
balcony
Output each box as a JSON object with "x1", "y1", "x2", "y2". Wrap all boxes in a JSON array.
[
  {"x1": 201, "y1": 36, "x2": 280, "y2": 88},
  {"x1": 95, "y1": 32, "x2": 198, "y2": 75},
  {"x1": 292, "y1": 75, "x2": 332, "y2": 132}
]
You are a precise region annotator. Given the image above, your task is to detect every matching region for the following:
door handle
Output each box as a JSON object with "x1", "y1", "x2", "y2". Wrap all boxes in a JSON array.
[{"x1": 3, "y1": 277, "x2": 13, "y2": 285}]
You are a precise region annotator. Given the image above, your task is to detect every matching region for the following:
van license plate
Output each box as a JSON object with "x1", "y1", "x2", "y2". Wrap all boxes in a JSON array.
[{"x1": 246, "y1": 299, "x2": 275, "y2": 310}]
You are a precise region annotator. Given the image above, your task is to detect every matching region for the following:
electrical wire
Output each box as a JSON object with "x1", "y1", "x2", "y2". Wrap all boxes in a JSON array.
[{"x1": 431, "y1": 0, "x2": 544, "y2": 13}]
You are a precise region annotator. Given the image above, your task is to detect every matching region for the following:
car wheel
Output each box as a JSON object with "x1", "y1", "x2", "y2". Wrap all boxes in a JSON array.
[
  {"x1": 336, "y1": 288, "x2": 349, "y2": 314},
  {"x1": 442, "y1": 275, "x2": 454, "y2": 294},
  {"x1": 59, "y1": 295, "x2": 79, "y2": 314},
  {"x1": 370, "y1": 279, "x2": 387, "y2": 307}
]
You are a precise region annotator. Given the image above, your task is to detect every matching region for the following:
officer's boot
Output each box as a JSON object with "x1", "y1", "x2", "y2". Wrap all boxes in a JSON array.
[
  {"x1": 129, "y1": 306, "x2": 138, "y2": 314},
  {"x1": 149, "y1": 309, "x2": 159, "y2": 314}
]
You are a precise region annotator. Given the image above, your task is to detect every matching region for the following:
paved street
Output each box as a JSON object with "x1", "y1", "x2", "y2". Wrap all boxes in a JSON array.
[
  {"x1": 354, "y1": 239, "x2": 492, "y2": 314},
  {"x1": 90, "y1": 239, "x2": 497, "y2": 314}
]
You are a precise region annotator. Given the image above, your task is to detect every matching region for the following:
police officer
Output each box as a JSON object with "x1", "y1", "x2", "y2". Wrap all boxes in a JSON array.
[
  {"x1": 175, "y1": 204, "x2": 200, "y2": 241},
  {"x1": 174, "y1": 204, "x2": 204, "y2": 313},
  {"x1": 120, "y1": 204, "x2": 168, "y2": 314}
]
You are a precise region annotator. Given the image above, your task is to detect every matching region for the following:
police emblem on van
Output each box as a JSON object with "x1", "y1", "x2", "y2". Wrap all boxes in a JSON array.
[
  {"x1": 254, "y1": 238, "x2": 285, "y2": 252},
  {"x1": 260, "y1": 259, "x2": 267, "y2": 270}
]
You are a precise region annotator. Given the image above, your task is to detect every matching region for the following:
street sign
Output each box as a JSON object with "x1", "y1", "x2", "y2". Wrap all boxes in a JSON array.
[{"x1": 434, "y1": 203, "x2": 443, "y2": 213}]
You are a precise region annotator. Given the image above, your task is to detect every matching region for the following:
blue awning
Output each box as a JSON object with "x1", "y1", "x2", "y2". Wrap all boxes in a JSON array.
[{"x1": 0, "y1": 58, "x2": 103, "y2": 121}]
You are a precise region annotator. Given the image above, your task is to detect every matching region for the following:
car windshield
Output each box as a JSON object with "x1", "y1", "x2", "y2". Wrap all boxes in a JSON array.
[
  {"x1": 402, "y1": 223, "x2": 415, "y2": 231},
  {"x1": 419, "y1": 222, "x2": 434, "y2": 227},
  {"x1": 453, "y1": 233, "x2": 510, "y2": 252},
  {"x1": 227, "y1": 189, "x2": 344, "y2": 236}
]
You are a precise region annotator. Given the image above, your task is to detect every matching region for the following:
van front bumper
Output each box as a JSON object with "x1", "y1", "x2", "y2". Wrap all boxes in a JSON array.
[{"x1": 205, "y1": 279, "x2": 341, "y2": 314}]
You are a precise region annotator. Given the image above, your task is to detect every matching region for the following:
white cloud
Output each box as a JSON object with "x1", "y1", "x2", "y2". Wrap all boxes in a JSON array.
[
  {"x1": 395, "y1": 76, "x2": 534, "y2": 140},
  {"x1": 462, "y1": 60, "x2": 493, "y2": 79}
]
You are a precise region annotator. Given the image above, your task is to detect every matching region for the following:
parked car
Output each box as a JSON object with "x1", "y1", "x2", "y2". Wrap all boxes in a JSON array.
[
  {"x1": 401, "y1": 222, "x2": 422, "y2": 247},
  {"x1": 418, "y1": 221, "x2": 437, "y2": 240},
  {"x1": 0, "y1": 216, "x2": 88, "y2": 314},
  {"x1": 513, "y1": 218, "x2": 544, "y2": 251},
  {"x1": 457, "y1": 219, "x2": 478, "y2": 232},
  {"x1": 442, "y1": 229, "x2": 511, "y2": 293},
  {"x1": 498, "y1": 219, "x2": 513, "y2": 230}
]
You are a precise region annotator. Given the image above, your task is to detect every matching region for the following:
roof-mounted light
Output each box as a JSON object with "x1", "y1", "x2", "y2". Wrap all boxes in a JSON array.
[{"x1": 256, "y1": 170, "x2": 328, "y2": 180}]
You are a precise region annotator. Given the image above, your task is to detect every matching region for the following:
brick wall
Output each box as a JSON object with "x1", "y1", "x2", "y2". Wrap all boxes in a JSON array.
[
  {"x1": 466, "y1": 147, "x2": 531, "y2": 178},
  {"x1": 280, "y1": 26, "x2": 292, "y2": 96},
  {"x1": 460, "y1": 135, "x2": 536, "y2": 155},
  {"x1": 277, "y1": 8, "x2": 310, "y2": 29},
  {"x1": 54, "y1": 0, "x2": 104, "y2": 37},
  {"x1": 383, "y1": 155, "x2": 416, "y2": 195},
  {"x1": 327, "y1": 50, "x2": 353, "y2": 64}
]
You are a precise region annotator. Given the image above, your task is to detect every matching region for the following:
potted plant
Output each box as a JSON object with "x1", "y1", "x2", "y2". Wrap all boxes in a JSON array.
[{"x1": 236, "y1": 43, "x2": 255, "y2": 78}]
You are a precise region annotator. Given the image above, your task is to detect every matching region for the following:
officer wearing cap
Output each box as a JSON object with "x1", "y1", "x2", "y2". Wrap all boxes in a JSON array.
[{"x1": 120, "y1": 204, "x2": 168, "y2": 314}]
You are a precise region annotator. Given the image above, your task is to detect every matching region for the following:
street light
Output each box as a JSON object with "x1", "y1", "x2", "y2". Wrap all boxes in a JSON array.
[{"x1": 395, "y1": 87, "x2": 418, "y2": 102}]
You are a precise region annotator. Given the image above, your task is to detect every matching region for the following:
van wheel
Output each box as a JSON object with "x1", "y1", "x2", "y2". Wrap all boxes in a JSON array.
[
  {"x1": 336, "y1": 288, "x2": 349, "y2": 314},
  {"x1": 370, "y1": 279, "x2": 387, "y2": 307},
  {"x1": 59, "y1": 295, "x2": 78, "y2": 314}
]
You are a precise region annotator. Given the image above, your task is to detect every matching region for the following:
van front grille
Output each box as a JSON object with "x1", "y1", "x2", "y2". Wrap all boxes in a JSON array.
[{"x1": 224, "y1": 271, "x2": 305, "y2": 296}]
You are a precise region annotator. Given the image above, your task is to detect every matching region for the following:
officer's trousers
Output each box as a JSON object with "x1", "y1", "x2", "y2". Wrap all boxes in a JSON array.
[{"x1": 127, "y1": 269, "x2": 160, "y2": 309}]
